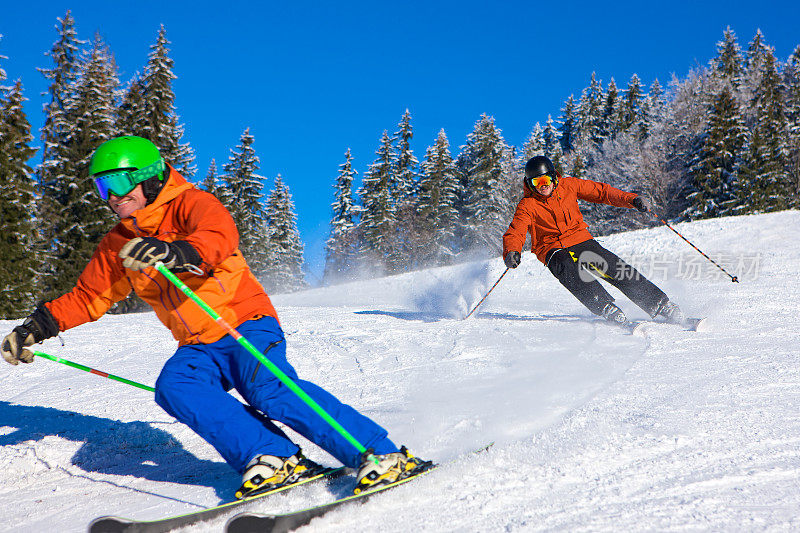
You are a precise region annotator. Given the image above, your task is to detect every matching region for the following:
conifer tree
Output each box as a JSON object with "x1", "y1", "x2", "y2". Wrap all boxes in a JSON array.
[
  {"x1": 263, "y1": 175, "x2": 305, "y2": 292},
  {"x1": 324, "y1": 148, "x2": 358, "y2": 281},
  {"x1": 460, "y1": 114, "x2": 512, "y2": 251},
  {"x1": 221, "y1": 128, "x2": 268, "y2": 269},
  {"x1": 740, "y1": 29, "x2": 774, "y2": 123},
  {"x1": 46, "y1": 35, "x2": 119, "y2": 298},
  {"x1": 637, "y1": 79, "x2": 666, "y2": 141},
  {"x1": 393, "y1": 109, "x2": 418, "y2": 200},
  {"x1": 577, "y1": 72, "x2": 604, "y2": 146},
  {"x1": 784, "y1": 46, "x2": 800, "y2": 204},
  {"x1": 522, "y1": 122, "x2": 545, "y2": 160},
  {"x1": 713, "y1": 27, "x2": 745, "y2": 83},
  {"x1": 200, "y1": 158, "x2": 219, "y2": 194},
  {"x1": 618, "y1": 73, "x2": 643, "y2": 132},
  {"x1": 140, "y1": 25, "x2": 196, "y2": 177},
  {"x1": 543, "y1": 115, "x2": 564, "y2": 172},
  {"x1": 37, "y1": 11, "x2": 82, "y2": 199},
  {"x1": 558, "y1": 95, "x2": 578, "y2": 153},
  {"x1": 36, "y1": 11, "x2": 84, "y2": 292},
  {"x1": 416, "y1": 129, "x2": 460, "y2": 266},
  {"x1": 741, "y1": 51, "x2": 791, "y2": 211},
  {"x1": 202, "y1": 158, "x2": 235, "y2": 209},
  {"x1": 745, "y1": 30, "x2": 772, "y2": 79},
  {"x1": 116, "y1": 75, "x2": 147, "y2": 135},
  {"x1": 686, "y1": 85, "x2": 749, "y2": 218},
  {"x1": 598, "y1": 77, "x2": 619, "y2": 141},
  {"x1": 357, "y1": 131, "x2": 398, "y2": 272},
  {"x1": 0, "y1": 79, "x2": 40, "y2": 317},
  {"x1": 392, "y1": 109, "x2": 419, "y2": 271}
]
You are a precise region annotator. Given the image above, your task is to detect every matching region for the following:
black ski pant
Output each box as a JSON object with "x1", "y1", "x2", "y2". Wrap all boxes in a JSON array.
[{"x1": 545, "y1": 239, "x2": 667, "y2": 318}]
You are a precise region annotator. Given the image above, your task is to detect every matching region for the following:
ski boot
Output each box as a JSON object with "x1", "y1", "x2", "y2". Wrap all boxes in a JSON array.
[
  {"x1": 235, "y1": 450, "x2": 324, "y2": 499},
  {"x1": 654, "y1": 298, "x2": 686, "y2": 326},
  {"x1": 354, "y1": 446, "x2": 433, "y2": 495},
  {"x1": 600, "y1": 302, "x2": 628, "y2": 326}
]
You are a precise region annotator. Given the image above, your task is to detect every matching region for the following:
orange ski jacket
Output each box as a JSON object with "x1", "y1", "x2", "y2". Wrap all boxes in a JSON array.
[
  {"x1": 45, "y1": 166, "x2": 278, "y2": 345},
  {"x1": 502, "y1": 176, "x2": 638, "y2": 264}
]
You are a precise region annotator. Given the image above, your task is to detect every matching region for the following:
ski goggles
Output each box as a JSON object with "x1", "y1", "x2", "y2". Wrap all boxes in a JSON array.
[
  {"x1": 93, "y1": 159, "x2": 166, "y2": 200},
  {"x1": 530, "y1": 174, "x2": 554, "y2": 188}
]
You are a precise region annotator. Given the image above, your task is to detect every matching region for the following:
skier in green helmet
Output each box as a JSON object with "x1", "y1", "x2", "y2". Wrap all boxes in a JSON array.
[{"x1": 2, "y1": 135, "x2": 431, "y2": 499}]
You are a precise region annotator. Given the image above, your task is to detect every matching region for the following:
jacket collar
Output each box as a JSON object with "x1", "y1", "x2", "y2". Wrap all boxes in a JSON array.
[{"x1": 119, "y1": 164, "x2": 193, "y2": 235}]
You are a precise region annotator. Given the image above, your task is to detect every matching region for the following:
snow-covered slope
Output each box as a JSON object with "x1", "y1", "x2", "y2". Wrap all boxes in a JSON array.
[{"x1": 1, "y1": 211, "x2": 798, "y2": 532}]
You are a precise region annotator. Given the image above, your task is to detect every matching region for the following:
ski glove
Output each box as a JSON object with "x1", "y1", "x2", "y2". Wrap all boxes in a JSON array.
[
  {"x1": 504, "y1": 251, "x2": 521, "y2": 269},
  {"x1": 2, "y1": 305, "x2": 60, "y2": 366},
  {"x1": 632, "y1": 196, "x2": 649, "y2": 213},
  {"x1": 119, "y1": 237, "x2": 201, "y2": 272}
]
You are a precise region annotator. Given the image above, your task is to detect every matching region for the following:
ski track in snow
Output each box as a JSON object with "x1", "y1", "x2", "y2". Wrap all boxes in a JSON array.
[{"x1": 1, "y1": 211, "x2": 798, "y2": 532}]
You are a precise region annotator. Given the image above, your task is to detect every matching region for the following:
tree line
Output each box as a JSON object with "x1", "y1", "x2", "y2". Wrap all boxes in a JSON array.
[
  {"x1": 2, "y1": 20, "x2": 798, "y2": 318},
  {"x1": 324, "y1": 27, "x2": 800, "y2": 282},
  {"x1": 0, "y1": 11, "x2": 304, "y2": 318}
]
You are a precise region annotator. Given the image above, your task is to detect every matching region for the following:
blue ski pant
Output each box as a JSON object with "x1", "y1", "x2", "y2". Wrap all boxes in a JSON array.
[{"x1": 154, "y1": 316, "x2": 398, "y2": 473}]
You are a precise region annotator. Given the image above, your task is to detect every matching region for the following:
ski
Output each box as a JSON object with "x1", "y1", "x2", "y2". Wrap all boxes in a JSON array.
[
  {"x1": 224, "y1": 443, "x2": 494, "y2": 533},
  {"x1": 88, "y1": 466, "x2": 346, "y2": 533},
  {"x1": 626, "y1": 317, "x2": 707, "y2": 335}
]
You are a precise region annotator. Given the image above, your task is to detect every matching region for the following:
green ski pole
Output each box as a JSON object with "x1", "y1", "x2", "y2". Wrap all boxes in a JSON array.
[
  {"x1": 34, "y1": 351, "x2": 155, "y2": 392},
  {"x1": 154, "y1": 262, "x2": 376, "y2": 461}
]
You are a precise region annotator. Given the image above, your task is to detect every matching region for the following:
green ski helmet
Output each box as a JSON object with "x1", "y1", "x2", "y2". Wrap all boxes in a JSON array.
[{"x1": 90, "y1": 136, "x2": 167, "y2": 202}]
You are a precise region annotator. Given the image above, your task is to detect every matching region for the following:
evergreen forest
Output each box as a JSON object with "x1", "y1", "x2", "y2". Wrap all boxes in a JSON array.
[{"x1": 1, "y1": 14, "x2": 798, "y2": 318}]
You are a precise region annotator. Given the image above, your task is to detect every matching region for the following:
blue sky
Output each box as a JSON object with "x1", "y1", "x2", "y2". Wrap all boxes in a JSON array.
[{"x1": 2, "y1": 1, "x2": 799, "y2": 280}]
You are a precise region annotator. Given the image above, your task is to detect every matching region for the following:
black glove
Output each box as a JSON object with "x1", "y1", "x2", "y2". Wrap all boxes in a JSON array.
[
  {"x1": 119, "y1": 237, "x2": 201, "y2": 272},
  {"x1": 504, "y1": 251, "x2": 521, "y2": 269},
  {"x1": 631, "y1": 196, "x2": 649, "y2": 213},
  {"x1": 2, "y1": 305, "x2": 60, "y2": 366}
]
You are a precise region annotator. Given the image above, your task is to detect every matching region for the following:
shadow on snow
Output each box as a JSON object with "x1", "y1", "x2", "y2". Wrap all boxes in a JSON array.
[
  {"x1": 356, "y1": 309, "x2": 595, "y2": 324},
  {"x1": 0, "y1": 401, "x2": 236, "y2": 500}
]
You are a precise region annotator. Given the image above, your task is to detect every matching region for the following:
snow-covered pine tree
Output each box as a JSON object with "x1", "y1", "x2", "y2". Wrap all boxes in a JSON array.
[
  {"x1": 201, "y1": 158, "x2": 219, "y2": 194},
  {"x1": 597, "y1": 77, "x2": 619, "y2": 142},
  {"x1": 46, "y1": 35, "x2": 119, "y2": 298},
  {"x1": 392, "y1": 109, "x2": 420, "y2": 271},
  {"x1": 116, "y1": 75, "x2": 147, "y2": 136},
  {"x1": 37, "y1": 10, "x2": 82, "y2": 200},
  {"x1": 262, "y1": 175, "x2": 305, "y2": 293},
  {"x1": 558, "y1": 95, "x2": 578, "y2": 153},
  {"x1": 740, "y1": 51, "x2": 791, "y2": 212},
  {"x1": 221, "y1": 128, "x2": 268, "y2": 271},
  {"x1": 740, "y1": 29, "x2": 774, "y2": 126},
  {"x1": 565, "y1": 145, "x2": 588, "y2": 178},
  {"x1": 686, "y1": 84, "x2": 749, "y2": 219},
  {"x1": 543, "y1": 115, "x2": 564, "y2": 172},
  {"x1": 522, "y1": 122, "x2": 545, "y2": 160},
  {"x1": 713, "y1": 27, "x2": 745, "y2": 85},
  {"x1": 35, "y1": 11, "x2": 83, "y2": 296},
  {"x1": 576, "y1": 72, "x2": 604, "y2": 147},
  {"x1": 459, "y1": 114, "x2": 512, "y2": 252},
  {"x1": 324, "y1": 148, "x2": 359, "y2": 282},
  {"x1": 202, "y1": 158, "x2": 235, "y2": 212},
  {"x1": 636, "y1": 79, "x2": 666, "y2": 141},
  {"x1": 0, "y1": 78, "x2": 40, "y2": 318},
  {"x1": 140, "y1": 25, "x2": 196, "y2": 177},
  {"x1": 784, "y1": 46, "x2": 800, "y2": 206},
  {"x1": 416, "y1": 129, "x2": 460, "y2": 266},
  {"x1": 499, "y1": 143, "x2": 521, "y2": 221},
  {"x1": 618, "y1": 73, "x2": 643, "y2": 132},
  {"x1": 357, "y1": 130, "x2": 398, "y2": 273},
  {"x1": 393, "y1": 109, "x2": 418, "y2": 200},
  {"x1": 668, "y1": 69, "x2": 717, "y2": 184}
]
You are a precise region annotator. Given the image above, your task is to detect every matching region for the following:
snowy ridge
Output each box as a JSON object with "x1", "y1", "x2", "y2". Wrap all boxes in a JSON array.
[{"x1": 1, "y1": 211, "x2": 798, "y2": 532}]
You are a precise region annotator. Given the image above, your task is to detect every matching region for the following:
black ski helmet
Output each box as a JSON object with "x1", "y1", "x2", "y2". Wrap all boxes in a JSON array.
[{"x1": 524, "y1": 155, "x2": 558, "y2": 190}]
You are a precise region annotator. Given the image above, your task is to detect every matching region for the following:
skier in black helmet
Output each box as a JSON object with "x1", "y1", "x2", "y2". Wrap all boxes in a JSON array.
[{"x1": 502, "y1": 155, "x2": 686, "y2": 326}]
